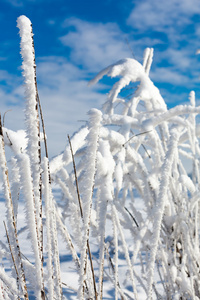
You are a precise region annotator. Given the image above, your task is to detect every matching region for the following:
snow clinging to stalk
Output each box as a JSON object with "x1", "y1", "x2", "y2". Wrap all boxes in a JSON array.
[
  {"x1": 17, "y1": 14, "x2": 42, "y2": 231},
  {"x1": 16, "y1": 153, "x2": 44, "y2": 299},
  {"x1": 78, "y1": 108, "x2": 102, "y2": 299},
  {"x1": 17, "y1": 15, "x2": 44, "y2": 299},
  {"x1": 17, "y1": 15, "x2": 40, "y2": 162}
]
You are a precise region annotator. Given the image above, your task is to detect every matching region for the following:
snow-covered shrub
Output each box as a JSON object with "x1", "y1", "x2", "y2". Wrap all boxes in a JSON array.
[{"x1": 1, "y1": 16, "x2": 200, "y2": 300}]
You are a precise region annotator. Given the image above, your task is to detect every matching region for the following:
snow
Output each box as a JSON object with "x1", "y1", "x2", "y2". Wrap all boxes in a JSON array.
[
  {"x1": 89, "y1": 57, "x2": 167, "y2": 114},
  {"x1": 2, "y1": 14, "x2": 200, "y2": 300},
  {"x1": 3, "y1": 128, "x2": 27, "y2": 154},
  {"x1": 16, "y1": 153, "x2": 43, "y2": 298}
]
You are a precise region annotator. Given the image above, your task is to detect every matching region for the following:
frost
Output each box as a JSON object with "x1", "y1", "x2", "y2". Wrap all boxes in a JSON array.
[
  {"x1": 2, "y1": 15, "x2": 200, "y2": 300},
  {"x1": 89, "y1": 57, "x2": 167, "y2": 114},
  {"x1": 3, "y1": 128, "x2": 27, "y2": 154}
]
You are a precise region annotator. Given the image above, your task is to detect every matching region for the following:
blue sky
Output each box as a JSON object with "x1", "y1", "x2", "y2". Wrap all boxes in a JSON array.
[{"x1": 1, "y1": 0, "x2": 200, "y2": 158}]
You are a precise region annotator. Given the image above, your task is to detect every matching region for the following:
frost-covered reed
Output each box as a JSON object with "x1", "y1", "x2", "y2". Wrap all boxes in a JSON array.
[{"x1": 1, "y1": 15, "x2": 200, "y2": 300}]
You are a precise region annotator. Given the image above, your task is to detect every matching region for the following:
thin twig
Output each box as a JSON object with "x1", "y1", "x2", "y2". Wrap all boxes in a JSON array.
[
  {"x1": 5, "y1": 132, "x2": 12, "y2": 146},
  {"x1": 141, "y1": 143, "x2": 151, "y2": 159},
  {"x1": 0, "y1": 274, "x2": 20, "y2": 300},
  {"x1": 104, "y1": 246, "x2": 125, "y2": 300},
  {"x1": 3, "y1": 110, "x2": 12, "y2": 127},
  {"x1": 68, "y1": 134, "x2": 97, "y2": 299},
  {"x1": 68, "y1": 135, "x2": 89, "y2": 296},
  {"x1": 31, "y1": 24, "x2": 45, "y2": 300},
  {"x1": 37, "y1": 93, "x2": 48, "y2": 159},
  {"x1": 67, "y1": 135, "x2": 83, "y2": 219},
  {"x1": 3, "y1": 221, "x2": 19, "y2": 287},
  {"x1": 125, "y1": 37, "x2": 135, "y2": 59},
  {"x1": 0, "y1": 114, "x2": 28, "y2": 300},
  {"x1": 122, "y1": 130, "x2": 152, "y2": 147},
  {"x1": 124, "y1": 207, "x2": 139, "y2": 228}
]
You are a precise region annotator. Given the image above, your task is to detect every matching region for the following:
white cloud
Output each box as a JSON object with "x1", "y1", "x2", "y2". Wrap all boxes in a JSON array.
[
  {"x1": 150, "y1": 67, "x2": 189, "y2": 85},
  {"x1": 36, "y1": 57, "x2": 108, "y2": 157},
  {"x1": 3, "y1": 0, "x2": 46, "y2": 7},
  {"x1": 1, "y1": 56, "x2": 107, "y2": 158},
  {"x1": 3, "y1": 0, "x2": 23, "y2": 6},
  {"x1": 125, "y1": 0, "x2": 200, "y2": 90},
  {"x1": 60, "y1": 18, "x2": 131, "y2": 71},
  {"x1": 0, "y1": 53, "x2": 109, "y2": 158},
  {"x1": 0, "y1": 88, "x2": 25, "y2": 134},
  {"x1": 152, "y1": 48, "x2": 196, "y2": 72},
  {"x1": 0, "y1": 70, "x2": 23, "y2": 107},
  {"x1": 127, "y1": 0, "x2": 200, "y2": 32}
]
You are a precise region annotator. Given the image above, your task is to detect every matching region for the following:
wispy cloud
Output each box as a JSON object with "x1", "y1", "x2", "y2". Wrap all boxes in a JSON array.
[
  {"x1": 37, "y1": 56, "x2": 108, "y2": 156},
  {"x1": 2, "y1": 0, "x2": 23, "y2": 7},
  {"x1": 3, "y1": 0, "x2": 47, "y2": 7},
  {"x1": 125, "y1": 0, "x2": 200, "y2": 93},
  {"x1": 60, "y1": 18, "x2": 131, "y2": 71},
  {"x1": 127, "y1": 0, "x2": 200, "y2": 32},
  {"x1": 151, "y1": 67, "x2": 189, "y2": 85},
  {"x1": 2, "y1": 55, "x2": 107, "y2": 157}
]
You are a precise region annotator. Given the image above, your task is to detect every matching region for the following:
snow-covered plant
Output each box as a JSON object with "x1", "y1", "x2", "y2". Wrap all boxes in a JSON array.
[
  {"x1": 1, "y1": 15, "x2": 200, "y2": 300},
  {"x1": 50, "y1": 52, "x2": 200, "y2": 299}
]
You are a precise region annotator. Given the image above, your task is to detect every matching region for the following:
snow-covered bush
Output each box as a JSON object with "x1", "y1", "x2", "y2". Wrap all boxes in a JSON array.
[{"x1": 1, "y1": 15, "x2": 200, "y2": 299}]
